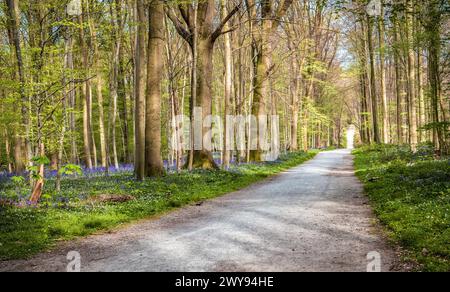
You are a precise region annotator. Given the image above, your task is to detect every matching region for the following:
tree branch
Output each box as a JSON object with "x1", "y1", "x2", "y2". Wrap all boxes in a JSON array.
[
  {"x1": 178, "y1": 3, "x2": 191, "y2": 31},
  {"x1": 211, "y1": 3, "x2": 242, "y2": 43},
  {"x1": 165, "y1": 6, "x2": 193, "y2": 46},
  {"x1": 272, "y1": 0, "x2": 293, "y2": 31}
]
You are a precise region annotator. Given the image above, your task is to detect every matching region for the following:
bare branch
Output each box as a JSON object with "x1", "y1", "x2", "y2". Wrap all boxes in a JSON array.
[
  {"x1": 211, "y1": 3, "x2": 242, "y2": 43},
  {"x1": 272, "y1": 0, "x2": 294, "y2": 31},
  {"x1": 178, "y1": 4, "x2": 191, "y2": 30},
  {"x1": 165, "y1": 6, "x2": 193, "y2": 46}
]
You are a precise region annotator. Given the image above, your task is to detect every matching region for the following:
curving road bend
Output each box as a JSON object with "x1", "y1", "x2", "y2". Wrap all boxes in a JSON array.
[{"x1": 0, "y1": 150, "x2": 399, "y2": 272}]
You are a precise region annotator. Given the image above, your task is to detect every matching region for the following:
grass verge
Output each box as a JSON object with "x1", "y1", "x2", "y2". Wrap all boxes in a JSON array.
[
  {"x1": 353, "y1": 145, "x2": 449, "y2": 272},
  {"x1": 0, "y1": 151, "x2": 317, "y2": 261}
]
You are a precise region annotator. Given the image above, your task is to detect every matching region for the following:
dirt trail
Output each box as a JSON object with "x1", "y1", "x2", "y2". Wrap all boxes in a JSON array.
[{"x1": 0, "y1": 150, "x2": 400, "y2": 272}]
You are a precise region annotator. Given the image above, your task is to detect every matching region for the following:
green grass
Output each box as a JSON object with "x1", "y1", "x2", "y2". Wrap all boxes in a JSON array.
[
  {"x1": 353, "y1": 144, "x2": 450, "y2": 272},
  {"x1": 0, "y1": 151, "x2": 317, "y2": 260}
]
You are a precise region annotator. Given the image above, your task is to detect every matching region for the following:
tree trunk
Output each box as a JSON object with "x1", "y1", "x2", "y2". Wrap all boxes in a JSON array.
[
  {"x1": 29, "y1": 143, "x2": 45, "y2": 204},
  {"x1": 222, "y1": 0, "x2": 232, "y2": 169},
  {"x1": 56, "y1": 38, "x2": 72, "y2": 192},
  {"x1": 248, "y1": 0, "x2": 293, "y2": 161},
  {"x1": 417, "y1": 50, "x2": 426, "y2": 142},
  {"x1": 393, "y1": 17, "x2": 404, "y2": 144},
  {"x1": 367, "y1": 15, "x2": 381, "y2": 144},
  {"x1": 65, "y1": 32, "x2": 78, "y2": 165},
  {"x1": 4, "y1": 129, "x2": 12, "y2": 173},
  {"x1": 191, "y1": 39, "x2": 218, "y2": 169},
  {"x1": 145, "y1": 0, "x2": 165, "y2": 177},
  {"x1": 79, "y1": 9, "x2": 93, "y2": 169},
  {"x1": 406, "y1": 0, "x2": 418, "y2": 150},
  {"x1": 250, "y1": 25, "x2": 271, "y2": 162},
  {"x1": 377, "y1": 3, "x2": 389, "y2": 143},
  {"x1": 110, "y1": 0, "x2": 123, "y2": 170},
  {"x1": 119, "y1": 50, "x2": 130, "y2": 163},
  {"x1": 166, "y1": 0, "x2": 240, "y2": 169},
  {"x1": 88, "y1": 6, "x2": 108, "y2": 169},
  {"x1": 134, "y1": 0, "x2": 146, "y2": 180},
  {"x1": 6, "y1": 0, "x2": 29, "y2": 173},
  {"x1": 426, "y1": 1, "x2": 446, "y2": 153}
]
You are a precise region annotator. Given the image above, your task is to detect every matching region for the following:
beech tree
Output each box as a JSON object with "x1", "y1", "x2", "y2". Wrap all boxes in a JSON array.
[{"x1": 165, "y1": 0, "x2": 241, "y2": 169}]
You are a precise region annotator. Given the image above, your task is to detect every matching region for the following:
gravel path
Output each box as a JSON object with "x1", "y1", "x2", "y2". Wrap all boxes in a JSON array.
[{"x1": 0, "y1": 150, "x2": 400, "y2": 272}]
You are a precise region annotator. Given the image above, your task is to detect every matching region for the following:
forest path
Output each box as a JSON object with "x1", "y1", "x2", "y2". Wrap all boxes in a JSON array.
[{"x1": 0, "y1": 150, "x2": 400, "y2": 272}]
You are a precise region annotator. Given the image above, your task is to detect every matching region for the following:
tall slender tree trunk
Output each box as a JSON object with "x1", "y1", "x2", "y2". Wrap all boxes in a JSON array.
[
  {"x1": 110, "y1": 0, "x2": 123, "y2": 169},
  {"x1": 417, "y1": 50, "x2": 426, "y2": 142},
  {"x1": 79, "y1": 7, "x2": 93, "y2": 169},
  {"x1": 56, "y1": 38, "x2": 72, "y2": 191},
  {"x1": 393, "y1": 17, "x2": 404, "y2": 144},
  {"x1": 377, "y1": 3, "x2": 389, "y2": 143},
  {"x1": 222, "y1": 0, "x2": 232, "y2": 169},
  {"x1": 367, "y1": 15, "x2": 381, "y2": 144},
  {"x1": 4, "y1": 130, "x2": 13, "y2": 173},
  {"x1": 65, "y1": 32, "x2": 78, "y2": 164},
  {"x1": 88, "y1": 7, "x2": 108, "y2": 169},
  {"x1": 134, "y1": 0, "x2": 146, "y2": 180},
  {"x1": 287, "y1": 29, "x2": 300, "y2": 151},
  {"x1": 119, "y1": 49, "x2": 130, "y2": 163},
  {"x1": 90, "y1": 85, "x2": 98, "y2": 169},
  {"x1": 360, "y1": 73, "x2": 369, "y2": 144},
  {"x1": 234, "y1": 12, "x2": 245, "y2": 163},
  {"x1": 425, "y1": 1, "x2": 446, "y2": 153},
  {"x1": 56, "y1": 88, "x2": 68, "y2": 192},
  {"x1": 406, "y1": 0, "x2": 418, "y2": 150}
]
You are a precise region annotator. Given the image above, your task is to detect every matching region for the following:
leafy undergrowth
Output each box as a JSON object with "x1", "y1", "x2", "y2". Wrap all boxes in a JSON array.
[
  {"x1": 0, "y1": 151, "x2": 317, "y2": 260},
  {"x1": 353, "y1": 144, "x2": 450, "y2": 272}
]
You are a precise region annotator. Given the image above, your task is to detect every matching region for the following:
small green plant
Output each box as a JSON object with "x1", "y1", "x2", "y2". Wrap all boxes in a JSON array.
[
  {"x1": 9, "y1": 176, "x2": 28, "y2": 200},
  {"x1": 59, "y1": 164, "x2": 83, "y2": 176},
  {"x1": 27, "y1": 156, "x2": 51, "y2": 180},
  {"x1": 11, "y1": 176, "x2": 25, "y2": 186}
]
